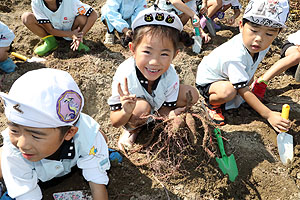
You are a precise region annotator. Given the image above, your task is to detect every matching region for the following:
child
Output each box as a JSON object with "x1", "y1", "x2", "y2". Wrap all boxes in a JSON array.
[
  {"x1": 199, "y1": 0, "x2": 241, "y2": 30},
  {"x1": 157, "y1": 0, "x2": 211, "y2": 43},
  {"x1": 251, "y1": 30, "x2": 300, "y2": 100},
  {"x1": 108, "y1": 7, "x2": 199, "y2": 150},
  {"x1": 196, "y1": 0, "x2": 290, "y2": 133},
  {"x1": 0, "y1": 21, "x2": 16, "y2": 73},
  {"x1": 21, "y1": 0, "x2": 98, "y2": 56},
  {"x1": 0, "y1": 69, "x2": 109, "y2": 199},
  {"x1": 100, "y1": 0, "x2": 147, "y2": 45}
]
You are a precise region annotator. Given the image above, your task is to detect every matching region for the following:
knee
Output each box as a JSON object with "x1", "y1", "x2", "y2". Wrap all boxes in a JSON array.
[
  {"x1": 189, "y1": 87, "x2": 200, "y2": 105},
  {"x1": 132, "y1": 99, "x2": 151, "y2": 117},
  {"x1": 218, "y1": 87, "x2": 236, "y2": 102},
  {"x1": 21, "y1": 12, "x2": 36, "y2": 26},
  {"x1": 294, "y1": 51, "x2": 300, "y2": 63}
]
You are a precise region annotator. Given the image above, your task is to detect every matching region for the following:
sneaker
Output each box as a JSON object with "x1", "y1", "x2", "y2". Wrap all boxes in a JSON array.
[
  {"x1": 251, "y1": 80, "x2": 267, "y2": 101},
  {"x1": 201, "y1": 101, "x2": 225, "y2": 126},
  {"x1": 104, "y1": 32, "x2": 114, "y2": 44}
]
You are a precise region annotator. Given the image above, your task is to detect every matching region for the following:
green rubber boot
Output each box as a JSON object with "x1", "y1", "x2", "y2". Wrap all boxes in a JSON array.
[
  {"x1": 78, "y1": 42, "x2": 90, "y2": 52},
  {"x1": 34, "y1": 35, "x2": 58, "y2": 56}
]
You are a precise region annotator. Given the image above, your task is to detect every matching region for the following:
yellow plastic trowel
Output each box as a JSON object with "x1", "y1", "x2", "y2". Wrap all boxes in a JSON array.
[
  {"x1": 277, "y1": 104, "x2": 293, "y2": 165},
  {"x1": 11, "y1": 52, "x2": 46, "y2": 63}
]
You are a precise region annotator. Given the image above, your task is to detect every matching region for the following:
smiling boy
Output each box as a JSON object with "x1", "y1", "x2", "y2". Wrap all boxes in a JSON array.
[
  {"x1": 196, "y1": 0, "x2": 290, "y2": 132},
  {"x1": 0, "y1": 69, "x2": 109, "y2": 200}
]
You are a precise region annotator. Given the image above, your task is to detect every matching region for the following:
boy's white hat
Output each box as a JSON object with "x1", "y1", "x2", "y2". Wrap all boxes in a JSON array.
[
  {"x1": 132, "y1": 6, "x2": 183, "y2": 32},
  {"x1": 243, "y1": 0, "x2": 289, "y2": 28},
  {"x1": 0, "y1": 68, "x2": 84, "y2": 128},
  {"x1": 0, "y1": 21, "x2": 15, "y2": 47}
]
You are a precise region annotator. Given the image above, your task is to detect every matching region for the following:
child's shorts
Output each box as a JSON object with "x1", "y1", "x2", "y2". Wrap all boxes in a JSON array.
[
  {"x1": 280, "y1": 40, "x2": 295, "y2": 58},
  {"x1": 196, "y1": 83, "x2": 211, "y2": 102}
]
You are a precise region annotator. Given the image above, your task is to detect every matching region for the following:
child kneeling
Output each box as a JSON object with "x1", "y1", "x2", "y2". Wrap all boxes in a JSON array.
[{"x1": 0, "y1": 69, "x2": 109, "y2": 199}]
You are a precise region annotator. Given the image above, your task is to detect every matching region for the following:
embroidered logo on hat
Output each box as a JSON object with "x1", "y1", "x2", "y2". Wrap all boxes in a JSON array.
[
  {"x1": 155, "y1": 13, "x2": 164, "y2": 21},
  {"x1": 56, "y1": 90, "x2": 82, "y2": 123},
  {"x1": 243, "y1": 0, "x2": 289, "y2": 28}
]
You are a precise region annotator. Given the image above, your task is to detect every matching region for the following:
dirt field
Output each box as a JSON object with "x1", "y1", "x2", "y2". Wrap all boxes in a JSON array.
[{"x1": 1, "y1": 0, "x2": 300, "y2": 199}]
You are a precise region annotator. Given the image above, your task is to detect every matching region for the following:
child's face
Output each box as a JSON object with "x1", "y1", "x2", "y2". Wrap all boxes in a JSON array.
[
  {"x1": 7, "y1": 122, "x2": 70, "y2": 162},
  {"x1": 0, "y1": 46, "x2": 9, "y2": 62},
  {"x1": 129, "y1": 33, "x2": 178, "y2": 83},
  {"x1": 239, "y1": 21, "x2": 279, "y2": 56}
]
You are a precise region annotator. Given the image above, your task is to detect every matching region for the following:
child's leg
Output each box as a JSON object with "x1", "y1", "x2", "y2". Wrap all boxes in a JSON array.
[
  {"x1": 21, "y1": 12, "x2": 48, "y2": 37},
  {"x1": 176, "y1": 84, "x2": 199, "y2": 107},
  {"x1": 200, "y1": 81, "x2": 236, "y2": 125},
  {"x1": 260, "y1": 46, "x2": 300, "y2": 82},
  {"x1": 72, "y1": 15, "x2": 88, "y2": 32},
  {"x1": 22, "y1": 12, "x2": 58, "y2": 56},
  {"x1": 208, "y1": 81, "x2": 236, "y2": 105},
  {"x1": 206, "y1": 0, "x2": 222, "y2": 18},
  {"x1": 118, "y1": 99, "x2": 151, "y2": 149}
]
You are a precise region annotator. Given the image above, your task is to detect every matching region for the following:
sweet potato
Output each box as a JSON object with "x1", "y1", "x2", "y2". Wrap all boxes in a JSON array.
[
  {"x1": 171, "y1": 115, "x2": 185, "y2": 133},
  {"x1": 186, "y1": 112, "x2": 197, "y2": 145}
]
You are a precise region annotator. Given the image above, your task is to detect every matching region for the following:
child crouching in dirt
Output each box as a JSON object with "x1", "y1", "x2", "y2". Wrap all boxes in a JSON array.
[
  {"x1": 196, "y1": 0, "x2": 290, "y2": 132},
  {"x1": 21, "y1": 0, "x2": 98, "y2": 56},
  {"x1": 157, "y1": 0, "x2": 211, "y2": 43},
  {"x1": 0, "y1": 21, "x2": 16, "y2": 73},
  {"x1": 108, "y1": 7, "x2": 199, "y2": 151},
  {"x1": 100, "y1": 0, "x2": 147, "y2": 46},
  {"x1": 198, "y1": 0, "x2": 241, "y2": 30},
  {"x1": 251, "y1": 30, "x2": 300, "y2": 100},
  {"x1": 0, "y1": 69, "x2": 109, "y2": 199}
]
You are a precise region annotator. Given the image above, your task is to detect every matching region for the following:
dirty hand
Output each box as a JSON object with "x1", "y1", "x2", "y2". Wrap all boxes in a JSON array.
[
  {"x1": 267, "y1": 111, "x2": 290, "y2": 133},
  {"x1": 192, "y1": 14, "x2": 200, "y2": 27},
  {"x1": 71, "y1": 27, "x2": 83, "y2": 51},
  {"x1": 125, "y1": 29, "x2": 133, "y2": 38},
  {"x1": 168, "y1": 107, "x2": 186, "y2": 119},
  {"x1": 201, "y1": 32, "x2": 211, "y2": 43},
  {"x1": 226, "y1": 17, "x2": 235, "y2": 25},
  {"x1": 118, "y1": 77, "x2": 137, "y2": 115}
]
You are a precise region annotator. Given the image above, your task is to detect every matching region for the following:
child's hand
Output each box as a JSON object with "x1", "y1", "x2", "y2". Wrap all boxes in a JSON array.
[
  {"x1": 226, "y1": 16, "x2": 235, "y2": 25},
  {"x1": 168, "y1": 107, "x2": 185, "y2": 119},
  {"x1": 71, "y1": 27, "x2": 83, "y2": 51},
  {"x1": 199, "y1": 1, "x2": 208, "y2": 15},
  {"x1": 125, "y1": 30, "x2": 133, "y2": 38},
  {"x1": 192, "y1": 14, "x2": 200, "y2": 27},
  {"x1": 200, "y1": 31, "x2": 211, "y2": 43},
  {"x1": 267, "y1": 111, "x2": 290, "y2": 133},
  {"x1": 118, "y1": 78, "x2": 137, "y2": 115}
]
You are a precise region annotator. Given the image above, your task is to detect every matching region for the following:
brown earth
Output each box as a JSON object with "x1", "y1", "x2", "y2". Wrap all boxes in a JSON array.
[{"x1": 1, "y1": 0, "x2": 300, "y2": 199}]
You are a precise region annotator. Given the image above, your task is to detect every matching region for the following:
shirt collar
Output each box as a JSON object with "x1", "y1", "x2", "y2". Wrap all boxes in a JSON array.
[
  {"x1": 45, "y1": 139, "x2": 75, "y2": 161},
  {"x1": 135, "y1": 66, "x2": 161, "y2": 91}
]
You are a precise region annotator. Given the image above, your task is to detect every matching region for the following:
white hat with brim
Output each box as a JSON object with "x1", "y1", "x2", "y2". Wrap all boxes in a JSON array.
[
  {"x1": 0, "y1": 21, "x2": 15, "y2": 47},
  {"x1": 243, "y1": 0, "x2": 289, "y2": 28},
  {"x1": 132, "y1": 6, "x2": 183, "y2": 32},
  {"x1": 0, "y1": 68, "x2": 84, "y2": 128}
]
